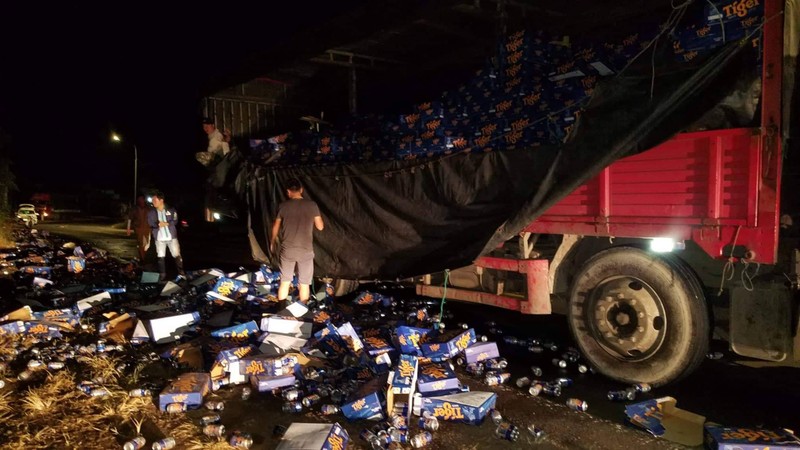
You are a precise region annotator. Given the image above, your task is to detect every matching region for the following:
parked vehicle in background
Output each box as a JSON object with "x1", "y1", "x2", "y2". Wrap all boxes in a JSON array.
[{"x1": 16, "y1": 205, "x2": 38, "y2": 226}]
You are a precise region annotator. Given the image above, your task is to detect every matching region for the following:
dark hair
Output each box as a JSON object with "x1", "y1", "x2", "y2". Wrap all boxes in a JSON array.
[
  {"x1": 201, "y1": 117, "x2": 214, "y2": 125},
  {"x1": 286, "y1": 178, "x2": 302, "y2": 192},
  {"x1": 151, "y1": 190, "x2": 165, "y2": 200}
]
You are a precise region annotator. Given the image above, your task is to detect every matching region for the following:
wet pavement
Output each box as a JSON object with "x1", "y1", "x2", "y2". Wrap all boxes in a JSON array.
[{"x1": 28, "y1": 219, "x2": 800, "y2": 449}]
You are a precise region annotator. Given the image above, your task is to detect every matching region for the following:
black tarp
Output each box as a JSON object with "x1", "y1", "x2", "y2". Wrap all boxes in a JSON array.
[{"x1": 237, "y1": 37, "x2": 755, "y2": 280}]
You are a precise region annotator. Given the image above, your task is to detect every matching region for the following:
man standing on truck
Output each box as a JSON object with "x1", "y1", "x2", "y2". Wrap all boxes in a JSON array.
[
  {"x1": 127, "y1": 195, "x2": 152, "y2": 261},
  {"x1": 197, "y1": 117, "x2": 231, "y2": 222},
  {"x1": 270, "y1": 178, "x2": 324, "y2": 305},
  {"x1": 147, "y1": 191, "x2": 185, "y2": 281}
]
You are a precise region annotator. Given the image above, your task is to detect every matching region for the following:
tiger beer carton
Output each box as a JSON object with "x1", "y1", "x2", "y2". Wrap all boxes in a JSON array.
[
  {"x1": 275, "y1": 423, "x2": 349, "y2": 450},
  {"x1": 420, "y1": 328, "x2": 476, "y2": 361},
  {"x1": 158, "y1": 372, "x2": 211, "y2": 410},
  {"x1": 704, "y1": 423, "x2": 800, "y2": 450},
  {"x1": 210, "y1": 320, "x2": 259, "y2": 341},
  {"x1": 386, "y1": 354, "x2": 419, "y2": 423},
  {"x1": 417, "y1": 362, "x2": 461, "y2": 396},
  {"x1": 250, "y1": 373, "x2": 297, "y2": 392},
  {"x1": 463, "y1": 341, "x2": 500, "y2": 364},
  {"x1": 394, "y1": 326, "x2": 431, "y2": 356},
  {"x1": 420, "y1": 391, "x2": 497, "y2": 425},
  {"x1": 238, "y1": 353, "x2": 299, "y2": 378},
  {"x1": 342, "y1": 375, "x2": 387, "y2": 422}
]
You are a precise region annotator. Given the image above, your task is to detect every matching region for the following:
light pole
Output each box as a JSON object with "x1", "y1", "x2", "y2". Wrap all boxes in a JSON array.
[{"x1": 111, "y1": 132, "x2": 138, "y2": 206}]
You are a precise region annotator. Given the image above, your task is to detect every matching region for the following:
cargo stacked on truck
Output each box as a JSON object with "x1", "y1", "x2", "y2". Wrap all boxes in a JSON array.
[{"x1": 235, "y1": 0, "x2": 798, "y2": 385}]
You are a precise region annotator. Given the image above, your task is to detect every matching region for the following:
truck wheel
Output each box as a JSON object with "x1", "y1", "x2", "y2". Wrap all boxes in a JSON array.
[{"x1": 568, "y1": 247, "x2": 709, "y2": 386}]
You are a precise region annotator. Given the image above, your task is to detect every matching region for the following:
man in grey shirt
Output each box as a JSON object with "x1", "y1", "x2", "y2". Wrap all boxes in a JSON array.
[{"x1": 270, "y1": 178, "x2": 324, "y2": 304}]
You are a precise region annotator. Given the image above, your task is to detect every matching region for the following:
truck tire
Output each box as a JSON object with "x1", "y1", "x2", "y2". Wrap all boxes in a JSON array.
[{"x1": 568, "y1": 247, "x2": 709, "y2": 386}]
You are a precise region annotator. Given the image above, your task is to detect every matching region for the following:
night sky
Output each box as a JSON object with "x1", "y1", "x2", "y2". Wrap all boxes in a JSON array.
[{"x1": 0, "y1": 2, "x2": 372, "y2": 212}]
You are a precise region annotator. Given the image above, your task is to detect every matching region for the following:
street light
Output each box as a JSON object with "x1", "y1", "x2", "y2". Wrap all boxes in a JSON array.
[{"x1": 110, "y1": 132, "x2": 138, "y2": 206}]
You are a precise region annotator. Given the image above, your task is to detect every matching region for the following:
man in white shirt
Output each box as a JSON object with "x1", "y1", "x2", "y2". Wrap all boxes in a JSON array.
[
  {"x1": 146, "y1": 191, "x2": 185, "y2": 280},
  {"x1": 203, "y1": 117, "x2": 230, "y2": 158}
]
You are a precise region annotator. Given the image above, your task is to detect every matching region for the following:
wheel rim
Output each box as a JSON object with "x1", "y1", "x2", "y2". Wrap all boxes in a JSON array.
[{"x1": 586, "y1": 276, "x2": 667, "y2": 361}]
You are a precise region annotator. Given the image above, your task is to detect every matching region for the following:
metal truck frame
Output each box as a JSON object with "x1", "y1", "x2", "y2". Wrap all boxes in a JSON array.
[{"x1": 418, "y1": 0, "x2": 797, "y2": 386}]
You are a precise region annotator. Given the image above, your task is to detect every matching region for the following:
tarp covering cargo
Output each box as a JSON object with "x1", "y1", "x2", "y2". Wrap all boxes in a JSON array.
[{"x1": 229, "y1": 1, "x2": 767, "y2": 279}]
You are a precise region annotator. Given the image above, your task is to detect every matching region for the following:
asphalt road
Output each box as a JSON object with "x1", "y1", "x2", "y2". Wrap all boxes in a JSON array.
[{"x1": 34, "y1": 219, "x2": 800, "y2": 449}]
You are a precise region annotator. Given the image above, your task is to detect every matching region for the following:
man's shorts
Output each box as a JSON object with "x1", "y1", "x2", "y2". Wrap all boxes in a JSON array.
[{"x1": 280, "y1": 254, "x2": 314, "y2": 285}]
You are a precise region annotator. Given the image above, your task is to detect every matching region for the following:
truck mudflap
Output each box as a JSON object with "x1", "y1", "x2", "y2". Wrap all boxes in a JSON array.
[{"x1": 730, "y1": 283, "x2": 795, "y2": 361}]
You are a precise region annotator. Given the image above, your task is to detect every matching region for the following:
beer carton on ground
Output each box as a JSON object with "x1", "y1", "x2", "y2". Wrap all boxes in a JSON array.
[
  {"x1": 463, "y1": 341, "x2": 500, "y2": 364},
  {"x1": 420, "y1": 328, "x2": 476, "y2": 361},
  {"x1": 386, "y1": 354, "x2": 419, "y2": 424},
  {"x1": 275, "y1": 423, "x2": 349, "y2": 450},
  {"x1": 239, "y1": 354, "x2": 298, "y2": 378},
  {"x1": 421, "y1": 391, "x2": 497, "y2": 425},
  {"x1": 210, "y1": 320, "x2": 259, "y2": 341},
  {"x1": 260, "y1": 315, "x2": 313, "y2": 338},
  {"x1": 158, "y1": 372, "x2": 211, "y2": 410},
  {"x1": 625, "y1": 397, "x2": 706, "y2": 446},
  {"x1": 343, "y1": 375, "x2": 388, "y2": 422},
  {"x1": 394, "y1": 326, "x2": 431, "y2": 356},
  {"x1": 704, "y1": 423, "x2": 800, "y2": 450},
  {"x1": 417, "y1": 362, "x2": 461, "y2": 396},
  {"x1": 250, "y1": 373, "x2": 296, "y2": 392}
]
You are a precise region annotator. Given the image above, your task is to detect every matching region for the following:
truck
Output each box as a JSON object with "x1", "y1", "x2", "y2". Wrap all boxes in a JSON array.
[
  {"x1": 232, "y1": 0, "x2": 797, "y2": 387},
  {"x1": 416, "y1": 0, "x2": 798, "y2": 386}
]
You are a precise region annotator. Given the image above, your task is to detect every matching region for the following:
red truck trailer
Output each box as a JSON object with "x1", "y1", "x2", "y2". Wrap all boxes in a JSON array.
[{"x1": 418, "y1": 0, "x2": 797, "y2": 386}]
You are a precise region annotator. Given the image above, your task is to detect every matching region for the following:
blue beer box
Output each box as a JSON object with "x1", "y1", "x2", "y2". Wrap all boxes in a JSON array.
[
  {"x1": 216, "y1": 344, "x2": 257, "y2": 365},
  {"x1": 0, "y1": 321, "x2": 26, "y2": 335},
  {"x1": 66, "y1": 256, "x2": 86, "y2": 273},
  {"x1": 250, "y1": 373, "x2": 296, "y2": 392},
  {"x1": 464, "y1": 342, "x2": 500, "y2": 364},
  {"x1": 417, "y1": 362, "x2": 461, "y2": 396},
  {"x1": 275, "y1": 423, "x2": 349, "y2": 450},
  {"x1": 353, "y1": 291, "x2": 392, "y2": 307},
  {"x1": 20, "y1": 266, "x2": 52, "y2": 277},
  {"x1": 206, "y1": 277, "x2": 248, "y2": 301},
  {"x1": 420, "y1": 328, "x2": 476, "y2": 361},
  {"x1": 391, "y1": 355, "x2": 418, "y2": 394},
  {"x1": 32, "y1": 308, "x2": 80, "y2": 327},
  {"x1": 23, "y1": 322, "x2": 62, "y2": 338},
  {"x1": 342, "y1": 391, "x2": 386, "y2": 422},
  {"x1": 336, "y1": 322, "x2": 364, "y2": 354},
  {"x1": 239, "y1": 354, "x2": 297, "y2": 378},
  {"x1": 394, "y1": 326, "x2": 431, "y2": 355},
  {"x1": 210, "y1": 320, "x2": 259, "y2": 341},
  {"x1": 704, "y1": 423, "x2": 800, "y2": 450},
  {"x1": 158, "y1": 372, "x2": 211, "y2": 410},
  {"x1": 363, "y1": 336, "x2": 395, "y2": 357},
  {"x1": 421, "y1": 391, "x2": 497, "y2": 425}
]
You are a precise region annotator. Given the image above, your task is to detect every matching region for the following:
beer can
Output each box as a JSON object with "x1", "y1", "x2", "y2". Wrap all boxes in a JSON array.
[
  {"x1": 282, "y1": 401, "x2": 303, "y2": 413},
  {"x1": 488, "y1": 408, "x2": 503, "y2": 425},
  {"x1": 301, "y1": 393, "x2": 321, "y2": 408},
  {"x1": 165, "y1": 403, "x2": 186, "y2": 413},
  {"x1": 527, "y1": 424, "x2": 545, "y2": 440},
  {"x1": 46, "y1": 361, "x2": 65, "y2": 370},
  {"x1": 128, "y1": 389, "x2": 151, "y2": 398},
  {"x1": 465, "y1": 363, "x2": 484, "y2": 376},
  {"x1": 552, "y1": 358, "x2": 567, "y2": 368},
  {"x1": 205, "y1": 400, "x2": 225, "y2": 411},
  {"x1": 282, "y1": 388, "x2": 302, "y2": 401},
  {"x1": 632, "y1": 382, "x2": 652, "y2": 393},
  {"x1": 530, "y1": 366, "x2": 543, "y2": 377},
  {"x1": 577, "y1": 364, "x2": 589, "y2": 374},
  {"x1": 410, "y1": 431, "x2": 433, "y2": 448},
  {"x1": 123, "y1": 436, "x2": 146, "y2": 450},
  {"x1": 89, "y1": 388, "x2": 110, "y2": 397},
  {"x1": 494, "y1": 422, "x2": 520, "y2": 442},
  {"x1": 566, "y1": 398, "x2": 588, "y2": 412},
  {"x1": 241, "y1": 386, "x2": 251, "y2": 400},
  {"x1": 542, "y1": 384, "x2": 561, "y2": 397},
  {"x1": 528, "y1": 384, "x2": 543, "y2": 396},
  {"x1": 515, "y1": 377, "x2": 531, "y2": 388},
  {"x1": 321, "y1": 404, "x2": 340, "y2": 415},
  {"x1": 151, "y1": 437, "x2": 176, "y2": 450},
  {"x1": 27, "y1": 359, "x2": 43, "y2": 369},
  {"x1": 229, "y1": 432, "x2": 253, "y2": 449},
  {"x1": 608, "y1": 390, "x2": 636, "y2": 401},
  {"x1": 203, "y1": 424, "x2": 225, "y2": 437},
  {"x1": 485, "y1": 358, "x2": 508, "y2": 370},
  {"x1": 485, "y1": 372, "x2": 510, "y2": 386},
  {"x1": 390, "y1": 414, "x2": 408, "y2": 430},
  {"x1": 200, "y1": 414, "x2": 220, "y2": 425},
  {"x1": 418, "y1": 416, "x2": 439, "y2": 431},
  {"x1": 554, "y1": 377, "x2": 573, "y2": 387}
]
